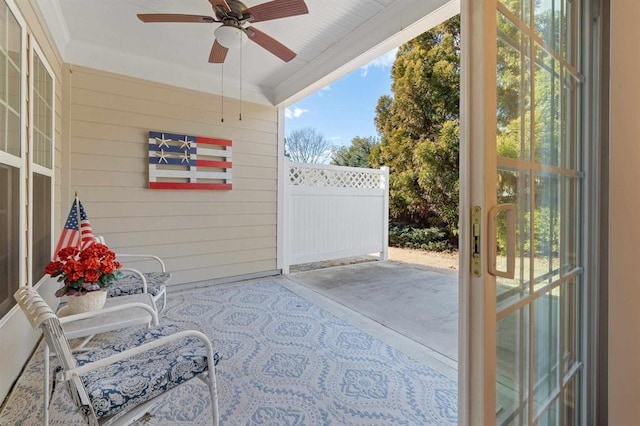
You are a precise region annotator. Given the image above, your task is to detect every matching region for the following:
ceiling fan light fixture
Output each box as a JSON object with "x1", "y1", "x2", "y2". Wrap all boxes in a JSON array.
[{"x1": 214, "y1": 25, "x2": 248, "y2": 49}]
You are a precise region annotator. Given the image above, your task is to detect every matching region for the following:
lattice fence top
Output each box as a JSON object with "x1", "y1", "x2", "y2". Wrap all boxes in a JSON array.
[{"x1": 289, "y1": 164, "x2": 384, "y2": 189}]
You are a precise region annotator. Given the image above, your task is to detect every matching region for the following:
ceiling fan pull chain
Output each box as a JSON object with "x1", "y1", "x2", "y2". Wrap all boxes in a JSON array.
[
  {"x1": 239, "y1": 41, "x2": 243, "y2": 121},
  {"x1": 221, "y1": 63, "x2": 224, "y2": 123}
]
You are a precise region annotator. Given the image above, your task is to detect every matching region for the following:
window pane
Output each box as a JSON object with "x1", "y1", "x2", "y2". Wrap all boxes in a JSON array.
[
  {"x1": 561, "y1": 176, "x2": 579, "y2": 274},
  {"x1": 0, "y1": 2, "x2": 6, "y2": 51},
  {"x1": 497, "y1": 168, "x2": 531, "y2": 310},
  {"x1": 561, "y1": 0, "x2": 578, "y2": 66},
  {"x1": 6, "y1": 107, "x2": 19, "y2": 156},
  {"x1": 533, "y1": 287, "x2": 560, "y2": 414},
  {"x1": 0, "y1": 0, "x2": 21, "y2": 158},
  {"x1": 0, "y1": 104, "x2": 5, "y2": 152},
  {"x1": 561, "y1": 70, "x2": 580, "y2": 170},
  {"x1": 533, "y1": 173, "x2": 561, "y2": 290},
  {"x1": 536, "y1": 396, "x2": 559, "y2": 426},
  {"x1": 496, "y1": 0, "x2": 583, "y2": 423},
  {"x1": 32, "y1": 53, "x2": 52, "y2": 168},
  {"x1": 561, "y1": 278, "x2": 580, "y2": 375},
  {"x1": 497, "y1": 12, "x2": 531, "y2": 162},
  {"x1": 534, "y1": 45, "x2": 561, "y2": 167},
  {"x1": 500, "y1": 0, "x2": 531, "y2": 23},
  {"x1": 561, "y1": 375, "x2": 579, "y2": 426},
  {"x1": 0, "y1": 56, "x2": 5, "y2": 107},
  {"x1": 534, "y1": 0, "x2": 562, "y2": 54},
  {"x1": 497, "y1": 306, "x2": 530, "y2": 425},
  {"x1": 32, "y1": 173, "x2": 51, "y2": 282},
  {"x1": 0, "y1": 163, "x2": 19, "y2": 317},
  {"x1": 6, "y1": 2, "x2": 20, "y2": 66},
  {"x1": 7, "y1": 59, "x2": 19, "y2": 111}
]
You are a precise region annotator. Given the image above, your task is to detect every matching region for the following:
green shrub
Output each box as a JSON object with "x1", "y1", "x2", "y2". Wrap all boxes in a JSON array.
[
  {"x1": 495, "y1": 207, "x2": 559, "y2": 257},
  {"x1": 389, "y1": 223, "x2": 451, "y2": 252}
]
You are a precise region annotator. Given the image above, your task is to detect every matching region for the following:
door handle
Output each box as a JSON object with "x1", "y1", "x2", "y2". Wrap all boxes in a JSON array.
[{"x1": 488, "y1": 203, "x2": 516, "y2": 279}]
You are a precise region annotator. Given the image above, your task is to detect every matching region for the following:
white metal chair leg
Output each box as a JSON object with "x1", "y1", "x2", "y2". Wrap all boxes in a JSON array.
[
  {"x1": 72, "y1": 334, "x2": 96, "y2": 351},
  {"x1": 160, "y1": 291, "x2": 167, "y2": 313},
  {"x1": 44, "y1": 343, "x2": 50, "y2": 426}
]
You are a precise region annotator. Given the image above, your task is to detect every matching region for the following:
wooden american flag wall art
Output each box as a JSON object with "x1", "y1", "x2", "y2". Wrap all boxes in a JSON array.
[{"x1": 148, "y1": 131, "x2": 232, "y2": 190}]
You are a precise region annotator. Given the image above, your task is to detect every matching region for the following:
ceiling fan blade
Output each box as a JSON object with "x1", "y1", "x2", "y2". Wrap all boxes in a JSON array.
[
  {"x1": 209, "y1": 40, "x2": 229, "y2": 63},
  {"x1": 244, "y1": 0, "x2": 309, "y2": 23},
  {"x1": 208, "y1": 0, "x2": 231, "y2": 12},
  {"x1": 246, "y1": 26, "x2": 296, "y2": 62},
  {"x1": 137, "y1": 14, "x2": 215, "y2": 23}
]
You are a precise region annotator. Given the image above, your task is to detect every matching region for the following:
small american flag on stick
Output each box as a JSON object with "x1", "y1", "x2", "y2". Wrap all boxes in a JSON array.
[
  {"x1": 53, "y1": 197, "x2": 95, "y2": 259},
  {"x1": 148, "y1": 131, "x2": 232, "y2": 190}
]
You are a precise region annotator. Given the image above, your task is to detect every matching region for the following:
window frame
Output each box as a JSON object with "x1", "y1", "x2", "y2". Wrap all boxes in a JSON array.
[
  {"x1": 27, "y1": 39, "x2": 55, "y2": 287},
  {"x1": 0, "y1": 0, "x2": 27, "y2": 322},
  {"x1": 0, "y1": 0, "x2": 56, "y2": 321}
]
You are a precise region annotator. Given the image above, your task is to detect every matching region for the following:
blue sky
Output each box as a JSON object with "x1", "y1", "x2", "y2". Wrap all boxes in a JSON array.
[{"x1": 284, "y1": 49, "x2": 397, "y2": 148}]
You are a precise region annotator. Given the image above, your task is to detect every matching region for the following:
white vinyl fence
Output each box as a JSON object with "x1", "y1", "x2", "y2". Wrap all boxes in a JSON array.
[{"x1": 282, "y1": 159, "x2": 389, "y2": 274}]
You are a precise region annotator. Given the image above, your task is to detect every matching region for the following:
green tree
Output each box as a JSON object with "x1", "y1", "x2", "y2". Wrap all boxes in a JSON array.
[
  {"x1": 415, "y1": 120, "x2": 459, "y2": 238},
  {"x1": 370, "y1": 15, "x2": 461, "y2": 243},
  {"x1": 331, "y1": 136, "x2": 379, "y2": 167}
]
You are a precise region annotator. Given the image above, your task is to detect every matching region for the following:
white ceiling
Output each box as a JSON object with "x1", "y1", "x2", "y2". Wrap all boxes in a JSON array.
[{"x1": 34, "y1": 0, "x2": 459, "y2": 106}]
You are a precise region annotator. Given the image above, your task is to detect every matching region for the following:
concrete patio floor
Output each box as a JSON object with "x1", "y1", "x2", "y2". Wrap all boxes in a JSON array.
[{"x1": 282, "y1": 260, "x2": 459, "y2": 377}]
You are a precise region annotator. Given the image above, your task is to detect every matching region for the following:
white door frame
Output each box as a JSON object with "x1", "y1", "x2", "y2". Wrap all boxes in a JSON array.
[{"x1": 458, "y1": 0, "x2": 498, "y2": 423}]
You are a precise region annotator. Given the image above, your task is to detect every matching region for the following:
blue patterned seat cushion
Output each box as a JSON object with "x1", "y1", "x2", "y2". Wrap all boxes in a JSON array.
[
  {"x1": 74, "y1": 323, "x2": 209, "y2": 420},
  {"x1": 106, "y1": 272, "x2": 170, "y2": 298}
]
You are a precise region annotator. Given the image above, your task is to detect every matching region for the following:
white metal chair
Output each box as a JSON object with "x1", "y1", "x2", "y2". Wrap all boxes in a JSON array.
[
  {"x1": 14, "y1": 287, "x2": 220, "y2": 426},
  {"x1": 96, "y1": 236, "x2": 169, "y2": 313},
  {"x1": 45, "y1": 291, "x2": 159, "y2": 425}
]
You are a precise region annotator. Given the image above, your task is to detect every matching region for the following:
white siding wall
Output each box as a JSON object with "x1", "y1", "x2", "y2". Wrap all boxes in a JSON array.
[
  {"x1": 66, "y1": 66, "x2": 278, "y2": 287},
  {"x1": 608, "y1": 0, "x2": 640, "y2": 423},
  {"x1": 0, "y1": 0, "x2": 64, "y2": 403}
]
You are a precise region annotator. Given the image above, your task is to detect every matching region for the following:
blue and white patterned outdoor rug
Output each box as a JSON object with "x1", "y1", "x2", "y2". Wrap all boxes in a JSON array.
[{"x1": 0, "y1": 280, "x2": 457, "y2": 425}]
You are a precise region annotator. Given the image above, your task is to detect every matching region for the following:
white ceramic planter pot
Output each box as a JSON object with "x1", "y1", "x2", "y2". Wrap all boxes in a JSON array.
[{"x1": 66, "y1": 290, "x2": 107, "y2": 314}]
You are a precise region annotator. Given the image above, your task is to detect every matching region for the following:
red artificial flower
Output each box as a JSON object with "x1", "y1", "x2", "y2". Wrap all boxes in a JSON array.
[
  {"x1": 46, "y1": 243, "x2": 122, "y2": 297},
  {"x1": 82, "y1": 256, "x2": 100, "y2": 271},
  {"x1": 57, "y1": 246, "x2": 80, "y2": 261},
  {"x1": 83, "y1": 269, "x2": 101, "y2": 283},
  {"x1": 44, "y1": 261, "x2": 63, "y2": 276},
  {"x1": 100, "y1": 260, "x2": 115, "y2": 274}
]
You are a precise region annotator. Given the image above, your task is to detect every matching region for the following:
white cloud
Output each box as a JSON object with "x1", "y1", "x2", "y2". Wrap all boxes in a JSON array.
[
  {"x1": 285, "y1": 107, "x2": 309, "y2": 119},
  {"x1": 329, "y1": 136, "x2": 343, "y2": 143},
  {"x1": 317, "y1": 85, "x2": 332, "y2": 97},
  {"x1": 360, "y1": 48, "x2": 398, "y2": 77}
]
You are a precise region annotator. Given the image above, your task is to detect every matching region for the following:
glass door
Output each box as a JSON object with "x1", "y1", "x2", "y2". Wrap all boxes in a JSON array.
[{"x1": 461, "y1": 0, "x2": 585, "y2": 424}]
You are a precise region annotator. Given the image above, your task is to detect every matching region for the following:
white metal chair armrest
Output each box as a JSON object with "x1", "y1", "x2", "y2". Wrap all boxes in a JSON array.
[
  {"x1": 58, "y1": 302, "x2": 159, "y2": 327},
  {"x1": 108, "y1": 267, "x2": 168, "y2": 313},
  {"x1": 57, "y1": 296, "x2": 159, "y2": 351},
  {"x1": 119, "y1": 268, "x2": 148, "y2": 293},
  {"x1": 94, "y1": 236, "x2": 169, "y2": 313}
]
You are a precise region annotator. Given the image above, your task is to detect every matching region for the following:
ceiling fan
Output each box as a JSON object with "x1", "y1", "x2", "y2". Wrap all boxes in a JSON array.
[{"x1": 137, "y1": 0, "x2": 308, "y2": 64}]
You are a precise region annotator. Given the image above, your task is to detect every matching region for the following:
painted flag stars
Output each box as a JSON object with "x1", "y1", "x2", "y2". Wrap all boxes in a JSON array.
[{"x1": 148, "y1": 131, "x2": 233, "y2": 190}]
